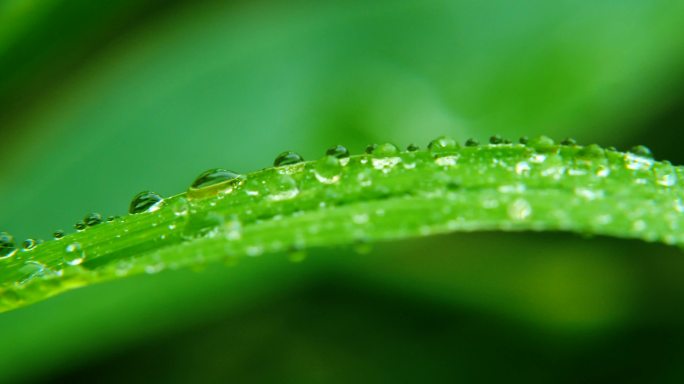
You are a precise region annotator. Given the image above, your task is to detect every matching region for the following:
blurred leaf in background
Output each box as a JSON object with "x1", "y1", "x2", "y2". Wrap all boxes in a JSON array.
[{"x1": 1, "y1": 0, "x2": 684, "y2": 382}]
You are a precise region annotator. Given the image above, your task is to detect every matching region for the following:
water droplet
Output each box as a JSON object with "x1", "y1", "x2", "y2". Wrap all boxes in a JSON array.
[
  {"x1": 171, "y1": 197, "x2": 189, "y2": 216},
  {"x1": 74, "y1": 221, "x2": 86, "y2": 231},
  {"x1": 655, "y1": 164, "x2": 678, "y2": 187},
  {"x1": 508, "y1": 198, "x2": 532, "y2": 221},
  {"x1": 406, "y1": 144, "x2": 420, "y2": 152},
  {"x1": 428, "y1": 136, "x2": 458, "y2": 154},
  {"x1": 190, "y1": 168, "x2": 242, "y2": 190},
  {"x1": 22, "y1": 239, "x2": 37, "y2": 250},
  {"x1": 365, "y1": 144, "x2": 378, "y2": 154},
  {"x1": 325, "y1": 145, "x2": 350, "y2": 159},
  {"x1": 53, "y1": 230, "x2": 65, "y2": 239},
  {"x1": 489, "y1": 135, "x2": 504, "y2": 145},
  {"x1": 577, "y1": 144, "x2": 605, "y2": 159},
  {"x1": 266, "y1": 174, "x2": 299, "y2": 201},
  {"x1": 515, "y1": 162, "x2": 531, "y2": 175},
  {"x1": 64, "y1": 242, "x2": 85, "y2": 266},
  {"x1": 465, "y1": 138, "x2": 479, "y2": 147},
  {"x1": 314, "y1": 155, "x2": 342, "y2": 184},
  {"x1": 373, "y1": 143, "x2": 399, "y2": 157},
  {"x1": 561, "y1": 138, "x2": 577, "y2": 146},
  {"x1": 84, "y1": 212, "x2": 102, "y2": 227},
  {"x1": 129, "y1": 191, "x2": 164, "y2": 214},
  {"x1": 624, "y1": 153, "x2": 654, "y2": 171},
  {"x1": 17, "y1": 261, "x2": 52, "y2": 285},
  {"x1": 519, "y1": 136, "x2": 529, "y2": 145},
  {"x1": 0, "y1": 232, "x2": 18, "y2": 259},
  {"x1": 274, "y1": 151, "x2": 304, "y2": 167},
  {"x1": 629, "y1": 145, "x2": 653, "y2": 158},
  {"x1": 527, "y1": 136, "x2": 556, "y2": 152},
  {"x1": 107, "y1": 215, "x2": 120, "y2": 222}
]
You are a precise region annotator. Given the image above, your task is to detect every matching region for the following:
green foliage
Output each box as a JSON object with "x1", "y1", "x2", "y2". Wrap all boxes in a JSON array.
[{"x1": 2, "y1": 138, "x2": 681, "y2": 313}]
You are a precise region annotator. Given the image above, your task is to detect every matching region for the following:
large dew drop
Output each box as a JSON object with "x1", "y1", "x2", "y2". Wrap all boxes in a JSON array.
[
  {"x1": 274, "y1": 151, "x2": 304, "y2": 167},
  {"x1": 325, "y1": 145, "x2": 350, "y2": 159},
  {"x1": 129, "y1": 191, "x2": 164, "y2": 214},
  {"x1": 190, "y1": 169, "x2": 242, "y2": 189},
  {"x1": 0, "y1": 231, "x2": 18, "y2": 259},
  {"x1": 266, "y1": 174, "x2": 299, "y2": 201},
  {"x1": 428, "y1": 136, "x2": 458, "y2": 154},
  {"x1": 314, "y1": 156, "x2": 342, "y2": 184},
  {"x1": 188, "y1": 169, "x2": 243, "y2": 199},
  {"x1": 64, "y1": 242, "x2": 85, "y2": 266}
]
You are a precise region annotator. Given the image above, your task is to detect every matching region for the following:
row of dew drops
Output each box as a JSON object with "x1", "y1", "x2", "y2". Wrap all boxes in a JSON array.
[{"x1": 0, "y1": 135, "x2": 667, "y2": 273}]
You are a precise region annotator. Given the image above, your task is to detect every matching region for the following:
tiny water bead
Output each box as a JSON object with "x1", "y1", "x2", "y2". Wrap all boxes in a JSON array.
[
  {"x1": 266, "y1": 174, "x2": 299, "y2": 201},
  {"x1": 314, "y1": 155, "x2": 342, "y2": 184},
  {"x1": 465, "y1": 138, "x2": 479, "y2": 147},
  {"x1": 273, "y1": 151, "x2": 304, "y2": 167},
  {"x1": 74, "y1": 221, "x2": 86, "y2": 231},
  {"x1": 577, "y1": 144, "x2": 605, "y2": 159},
  {"x1": 84, "y1": 212, "x2": 103, "y2": 226},
  {"x1": 365, "y1": 144, "x2": 378, "y2": 154},
  {"x1": 53, "y1": 230, "x2": 65, "y2": 239},
  {"x1": 629, "y1": 145, "x2": 653, "y2": 158},
  {"x1": 489, "y1": 135, "x2": 504, "y2": 145},
  {"x1": 561, "y1": 138, "x2": 577, "y2": 146},
  {"x1": 107, "y1": 216, "x2": 120, "y2": 222},
  {"x1": 519, "y1": 136, "x2": 529, "y2": 145},
  {"x1": 527, "y1": 136, "x2": 556, "y2": 152},
  {"x1": 406, "y1": 144, "x2": 420, "y2": 152},
  {"x1": 428, "y1": 136, "x2": 458, "y2": 154},
  {"x1": 0, "y1": 232, "x2": 17, "y2": 259},
  {"x1": 64, "y1": 242, "x2": 85, "y2": 266},
  {"x1": 373, "y1": 143, "x2": 399, "y2": 157},
  {"x1": 325, "y1": 145, "x2": 350, "y2": 159},
  {"x1": 22, "y1": 239, "x2": 37, "y2": 250},
  {"x1": 129, "y1": 191, "x2": 164, "y2": 214}
]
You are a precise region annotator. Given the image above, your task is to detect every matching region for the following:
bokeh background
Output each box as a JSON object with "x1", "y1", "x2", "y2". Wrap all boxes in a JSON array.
[{"x1": 2, "y1": 0, "x2": 684, "y2": 382}]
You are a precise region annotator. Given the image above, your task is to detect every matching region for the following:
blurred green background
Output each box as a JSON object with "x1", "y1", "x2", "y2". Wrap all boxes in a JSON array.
[{"x1": 2, "y1": 0, "x2": 684, "y2": 382}]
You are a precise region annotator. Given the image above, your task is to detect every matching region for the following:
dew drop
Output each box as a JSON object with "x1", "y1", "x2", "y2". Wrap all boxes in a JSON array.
[
  {"x1": 266, "y1": 174, "x2": 299, "y2": 201},
  {"x1": 490, "y1": 135, "x2": 504, "y2": 145},
  {"x1": 428, "y1": 136, "x2": 458, "y2": 154},
  {"x1": 53, "y1": 230, "x2": 65, "y2": 240},
  {"x1": 465, "y1": 138, "x2": 479, "y2": 147},
  {"x1": 0, "y1": 232, "x2": 18, "y2": 259},
  {"x1": 577, "y1": 144, "x2": 605, "y2": 159},
  {"x1": 84, "y1": 212, "x2": 103, "y2": 227},
  {"x1": 129, "y1": 191, "x2": 164, "y2": 214},
  {"x1": 74, "y1": 221, "x2": 86, "y2": 231},
  {"x1": 527, "y1": 136, "x2": 556, "y2": 152},
  {"x1": 314, "y1": 155, "x2": 342, "y2": 184},
  {"x1": 171, "y1": 197, "x2": 190, "y2": 216},
  {"x1": 22, "y1": 239, "x2": 37, "y2": 250},
  {"x1": 224, "y1": 216, "x2": 243, "y2": 241},
  {"x1": 624, "y1": 153, "x2": 654, "y2": 171},
  {"x1": 515, "y1": 161, "x2": 531, "y2": 175},
  {"x1": 655, "y1": 164, "x2": 678, "y2": 187},
  {"x1": 325, "y1": 145, "x2": 350, "y2": 159},
  {"x1": 107, "y1": 215, "x2": 120, "y2": 222},
  {"x1": 508, "y1": 198, "x2": 532, "y2": 221},
  {"x1": 373, "y1": 143, "x2": 399, "y2": 157},
  {"x1": 64, "y1": 242, "x2": 85, "y2": 266},
  {"x1": 190, "y1": 168, "x2": 242, "y2": 190},
  {"x1": 629, "y1": 145, "x2": 653, "y2": 158},
  {"x1": 560, "y1": 138, "x2": 577, "y2": 146},
  {"x1": 406, "y1": 144, "x2": 420, "y2": 152},
  {"x1": 365, "y1": 144, "x2": 378, "y2": 154},
  {"x1": 519, "y1": 136, "x2": 529, "y2": 145},
  {"x1": 274, "y1": 151, "x2": 304, "y2": 167}
]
